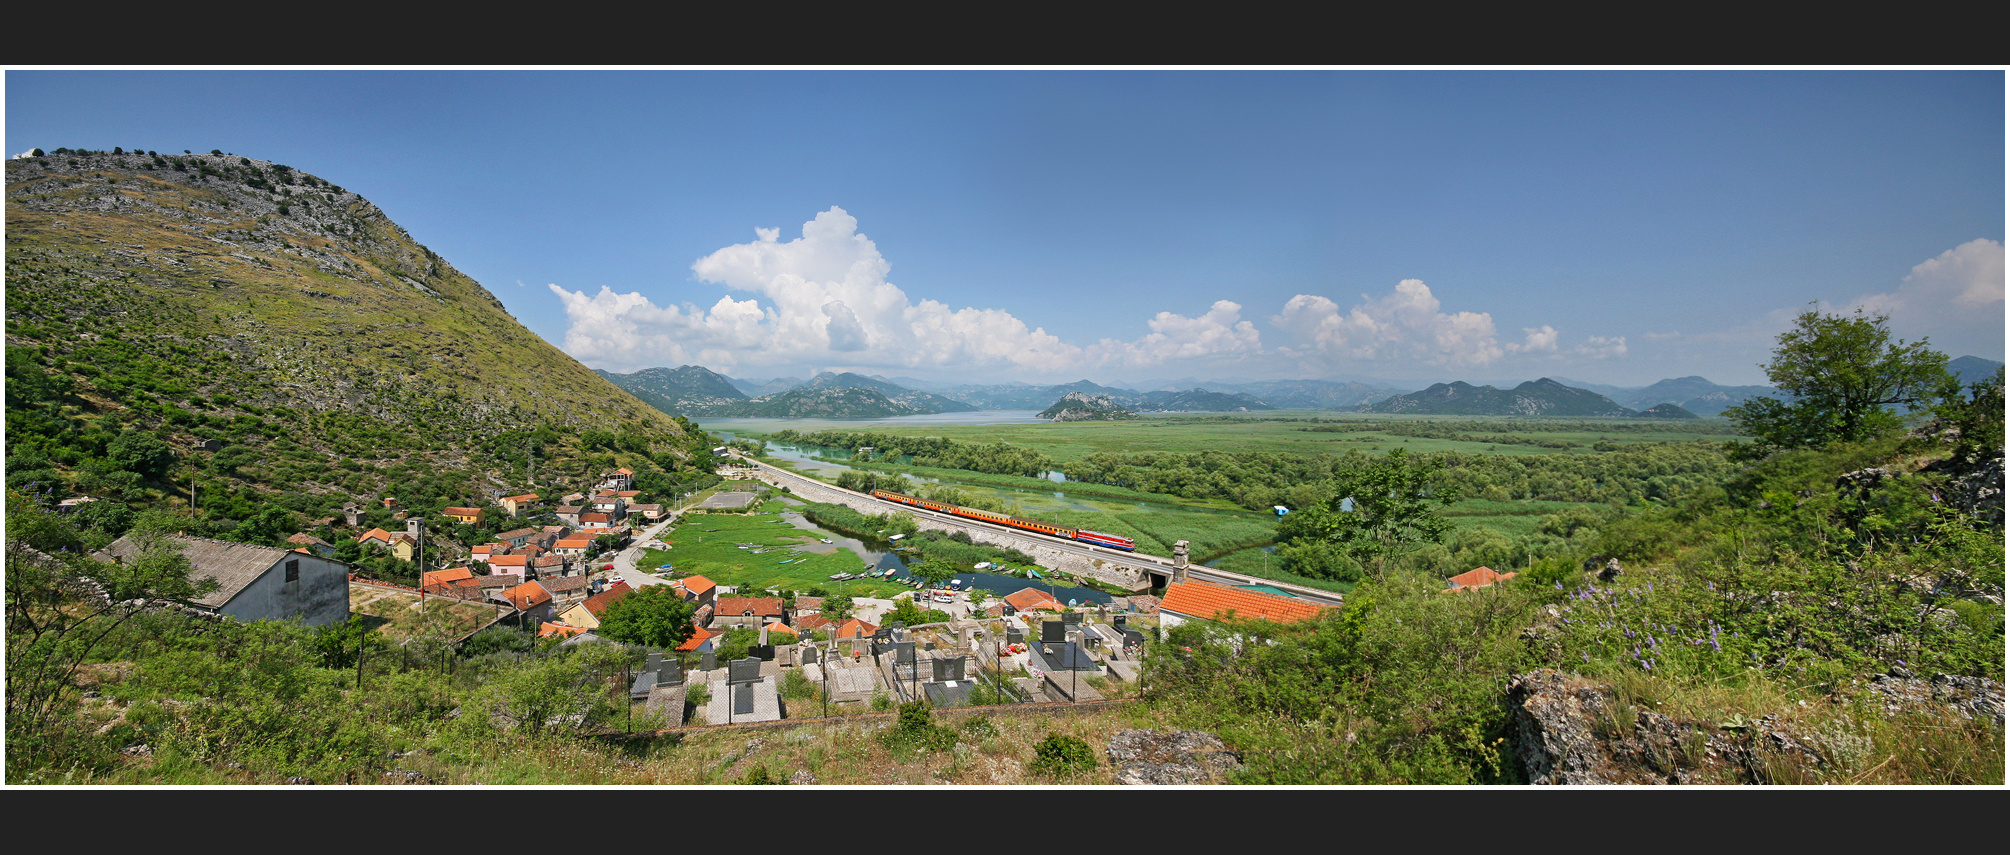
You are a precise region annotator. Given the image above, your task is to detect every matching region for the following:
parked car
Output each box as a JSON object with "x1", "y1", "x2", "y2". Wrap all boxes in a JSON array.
[{"x1": 602, "y1": 563, "x2": 615, "y2": 570}]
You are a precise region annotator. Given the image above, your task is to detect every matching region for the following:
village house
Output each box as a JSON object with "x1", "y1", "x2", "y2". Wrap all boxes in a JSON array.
[
  {"x1": 629, "y1": 503, "x2": 666, "y2": 522},
  {"x1": 554, "y1": 581, "x2": 633, "y2": 630},
  {"x1": 553, "y1": 534, "x2": 596, "y2": 560},
  {"x1": 671, "y1": 575, "x2": 717, "y2": 610},
  {"x1": 710, "y1": 596, "x2": 786, "y2": 630},
  {"x1": 421, "y1": 566, "x2": 475, "y2": 590},
  {"x1": 443, "y1": 506, "x2": 485, "y2": 526},
  {"x1": 499, "y1": 579, "x2": 556, "y2": 623},
  {"x1": 95, "y1": 535, "x2": 350, "y2": 627},
  {"x1": 496, "y1": 527, "x2": 538, "y2": 549},
  {"x1": 602, "y1": 468, "x2": 634, "y2": 491},
  {"x1": 499, "y1": 493, "x2": 540, "y2": 518},
  {"x1": 285, "y1": 532, "x2": 336, "y2": 558},
  {"x1": 354, "y1": 527, "x2": 395, "y2": 550},
  {"x1": 1446, "y1": 566, "x2": 1517, "y2": 591},
  {"x1": 555, "y1": 505, "x2": 585, "y2": 527},
  {"x1": 539, "y1": 575, "x2": 593, "y2": 611},
  {"x1": 676, "y1": 625, "x2": 718, "y2": 655},
  {"x1": 1003, "y1": 587, "x2": 1066, "y2": 616}
]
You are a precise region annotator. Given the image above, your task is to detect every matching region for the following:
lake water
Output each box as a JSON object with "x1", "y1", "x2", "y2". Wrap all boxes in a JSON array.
[{"x1": 696, "y1": 410, "x2": 1052, "y2": 433}]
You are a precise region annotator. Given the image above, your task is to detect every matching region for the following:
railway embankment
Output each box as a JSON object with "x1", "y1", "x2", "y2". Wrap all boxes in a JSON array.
[{"x1": 733, "y1": 460, "x2": 1159, "y2": 592}]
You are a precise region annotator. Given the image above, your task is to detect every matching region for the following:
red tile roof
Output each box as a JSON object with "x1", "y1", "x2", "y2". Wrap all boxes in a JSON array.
[
  {"x1": 538, "y1": 622, "x2": 587, "y2": 638},
  {"x1": 1447, "y1": 566, "x2": 1517, "y2": 590},
  {"x1": 503, "y1": 493, "x2": 539, "y2": 503},
  {"x1": 422, "y1": 566, "x2": 475, "y2": 587},
  {"x1": 763, "y1": 622, "x2": 799, "y2": 637},
  {"x1": 1004, "y1": 587, "x2": 1064, "y2": 613},
  {"x1": 579, "y1": 581, "x2": 634, "y2": 616},
  {"x1": 501, "y1": 580, "x2": 553, "y2": 610},
  {"x1": 675, "y1": 625, "x2": 716, "y2": 653},
  {"x1": 716, "y1": 596, "x2": 785, "y2": 618},
  {"x1": 1160, "y1": 581, "x2": 1323, "y2": 624},
  {"x1": 680, "y1": 575, "x2": 716, "y2": 596}
]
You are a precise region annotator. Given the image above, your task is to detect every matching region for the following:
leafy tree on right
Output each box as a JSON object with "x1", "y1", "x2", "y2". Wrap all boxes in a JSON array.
[{"x1": 1724, "y1": 306, "x2": 1954, "y2": 453}]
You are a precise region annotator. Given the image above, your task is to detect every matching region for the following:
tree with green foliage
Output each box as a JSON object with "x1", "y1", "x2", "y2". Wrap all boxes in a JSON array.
[
  {"x1": 7, "y1": 495, "x2": 218, "y2": 766},
  {"x1": 1274, "y1": 449, "x2": 1457, "y2": 581},
  {"x1": 594, "y1": 585, "x2": 697, "y2": 649},
  {"x1": 1725, "y1": 307, "x2": 1952, "y2": 452},
  {"x1": 823, "y1": 593, "x2": 855, "y2": 622},
  {"x1": 106, "y1": 429, "x2": 174, "y2": 479},
  {"x1": 1935, "y1": 366, "x2": 2005, "y2": 464},
  {"x1": 907, "y1": 556, "x2": 957, "y2": 587}
]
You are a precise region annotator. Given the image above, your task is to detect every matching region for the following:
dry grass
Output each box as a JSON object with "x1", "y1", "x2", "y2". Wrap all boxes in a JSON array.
[{"x1": 426, "y1": 703, "x2": 1148, "y2": 785}]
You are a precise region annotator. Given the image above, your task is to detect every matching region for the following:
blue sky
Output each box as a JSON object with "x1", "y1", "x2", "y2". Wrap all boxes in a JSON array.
[{"x1": 7, "y1": 69, "x2": 2003, "y2": 388}]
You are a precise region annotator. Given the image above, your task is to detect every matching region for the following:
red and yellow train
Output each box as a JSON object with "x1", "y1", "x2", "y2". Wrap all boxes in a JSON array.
[{"x1": 870, "y1": 489, "x2": 1137, "y2": 551}]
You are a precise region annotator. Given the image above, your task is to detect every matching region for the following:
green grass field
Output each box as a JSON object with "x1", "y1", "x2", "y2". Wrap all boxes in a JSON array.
[
  {"x1": 740, "y1": 411, "x2": 1743, "y2": 463},
  {"x1": 642, "y1": 501, "x2": 912, "y2": 598},
  {"x1": 728, "y1": 413, "x2": 1671, "y2": 592}
]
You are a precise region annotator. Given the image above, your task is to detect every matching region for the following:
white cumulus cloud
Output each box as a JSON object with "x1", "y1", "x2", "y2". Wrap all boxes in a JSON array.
[
  {"x1": 1845, "y1": 238, "x2": 2004, "y2": 357},
  {"x1": 1507, "y1": 325, "x2": 1559, "y2": 354},
  {"x1": 1574, "y1": 335, "x2": 1628, "y2": 359},
  {"x1": 1270, "y1": 279, "x2": 1508, "y2": 368},
  {"x1": 551, "y1": 207, "x2": 1093, "y2": 376},
  {"x1": 1087, "y1": 300, "x2": 1263, "y2": 369}
]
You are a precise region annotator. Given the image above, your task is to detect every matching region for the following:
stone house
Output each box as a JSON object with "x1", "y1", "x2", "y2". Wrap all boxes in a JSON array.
[{"x1": 95, "y1": 535, "x2": 350, "y2": 627}]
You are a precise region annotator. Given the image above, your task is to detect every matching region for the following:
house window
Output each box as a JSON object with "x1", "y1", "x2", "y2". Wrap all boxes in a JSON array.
[{"x1": 285, "y1": 559, "x2": 300, "y2": 582}]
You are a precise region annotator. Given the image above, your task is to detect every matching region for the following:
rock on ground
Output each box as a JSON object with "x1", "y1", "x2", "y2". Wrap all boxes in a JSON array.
[{"x1": 1106, "y1": 729, "x2": 1241, "y2": 784}]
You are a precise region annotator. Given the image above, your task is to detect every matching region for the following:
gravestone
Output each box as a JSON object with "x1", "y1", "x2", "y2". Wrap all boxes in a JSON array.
[
  {"x1": 1042, "y1": 621, "x2": 1067, "y2": 644},
  {"x1": 932, "y1": 656, "x2": 966, "y2": 682}
]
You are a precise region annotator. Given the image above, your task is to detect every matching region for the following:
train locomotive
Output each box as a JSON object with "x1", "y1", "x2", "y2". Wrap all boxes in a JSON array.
[{"x1": 870, "y1": 489, "x2": 1137, "y2": 551}]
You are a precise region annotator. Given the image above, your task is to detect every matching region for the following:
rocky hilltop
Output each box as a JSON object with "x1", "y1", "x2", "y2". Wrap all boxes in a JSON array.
[
  {"x1": 597, "y1": 365, "x2": 749, "y2": 415},
  {"x1": 1037, "y1": 392, "x2": 1137, "y2": 421},
  {"x1": 1508, "y1": 668, "x2": 2003, "y2": 784},
  {"x1": 5, "y1": 147, "x2": 703, "y2": 506},
  {"x1": 1369, "y1": 378, "x2": 1637, "y2": 417}
]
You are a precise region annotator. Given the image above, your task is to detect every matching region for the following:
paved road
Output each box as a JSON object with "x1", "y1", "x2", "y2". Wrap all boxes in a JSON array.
[{"x1": 601, "y1": 513, "x2": 686, "y2": 589}]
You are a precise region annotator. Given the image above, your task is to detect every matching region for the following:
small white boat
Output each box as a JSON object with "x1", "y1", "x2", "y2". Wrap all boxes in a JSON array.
[
  {"x1": 820, "y1": 538, "x2": 833, "y2": 544},
  {"x1": 888, "y1": 534, "x2": 905, "y2": 541},
  {"x1": 974, "y1": 562, "x2": 992, "y2": 570}
]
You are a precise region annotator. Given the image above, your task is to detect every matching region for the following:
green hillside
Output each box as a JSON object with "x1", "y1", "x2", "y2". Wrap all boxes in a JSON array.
[{"x1": 5, "y1": 148, "x2": 714, "y2": 531}]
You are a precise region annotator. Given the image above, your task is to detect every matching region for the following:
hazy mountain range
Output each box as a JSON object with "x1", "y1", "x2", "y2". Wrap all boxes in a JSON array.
[{"x1": 603, "y1": 360, "x2": 2002, "y2": 421}]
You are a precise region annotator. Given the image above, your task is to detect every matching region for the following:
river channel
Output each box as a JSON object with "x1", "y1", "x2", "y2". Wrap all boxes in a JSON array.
[{"x1": 769, "y1": 497, "x2": 1114, "y2": 605}]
